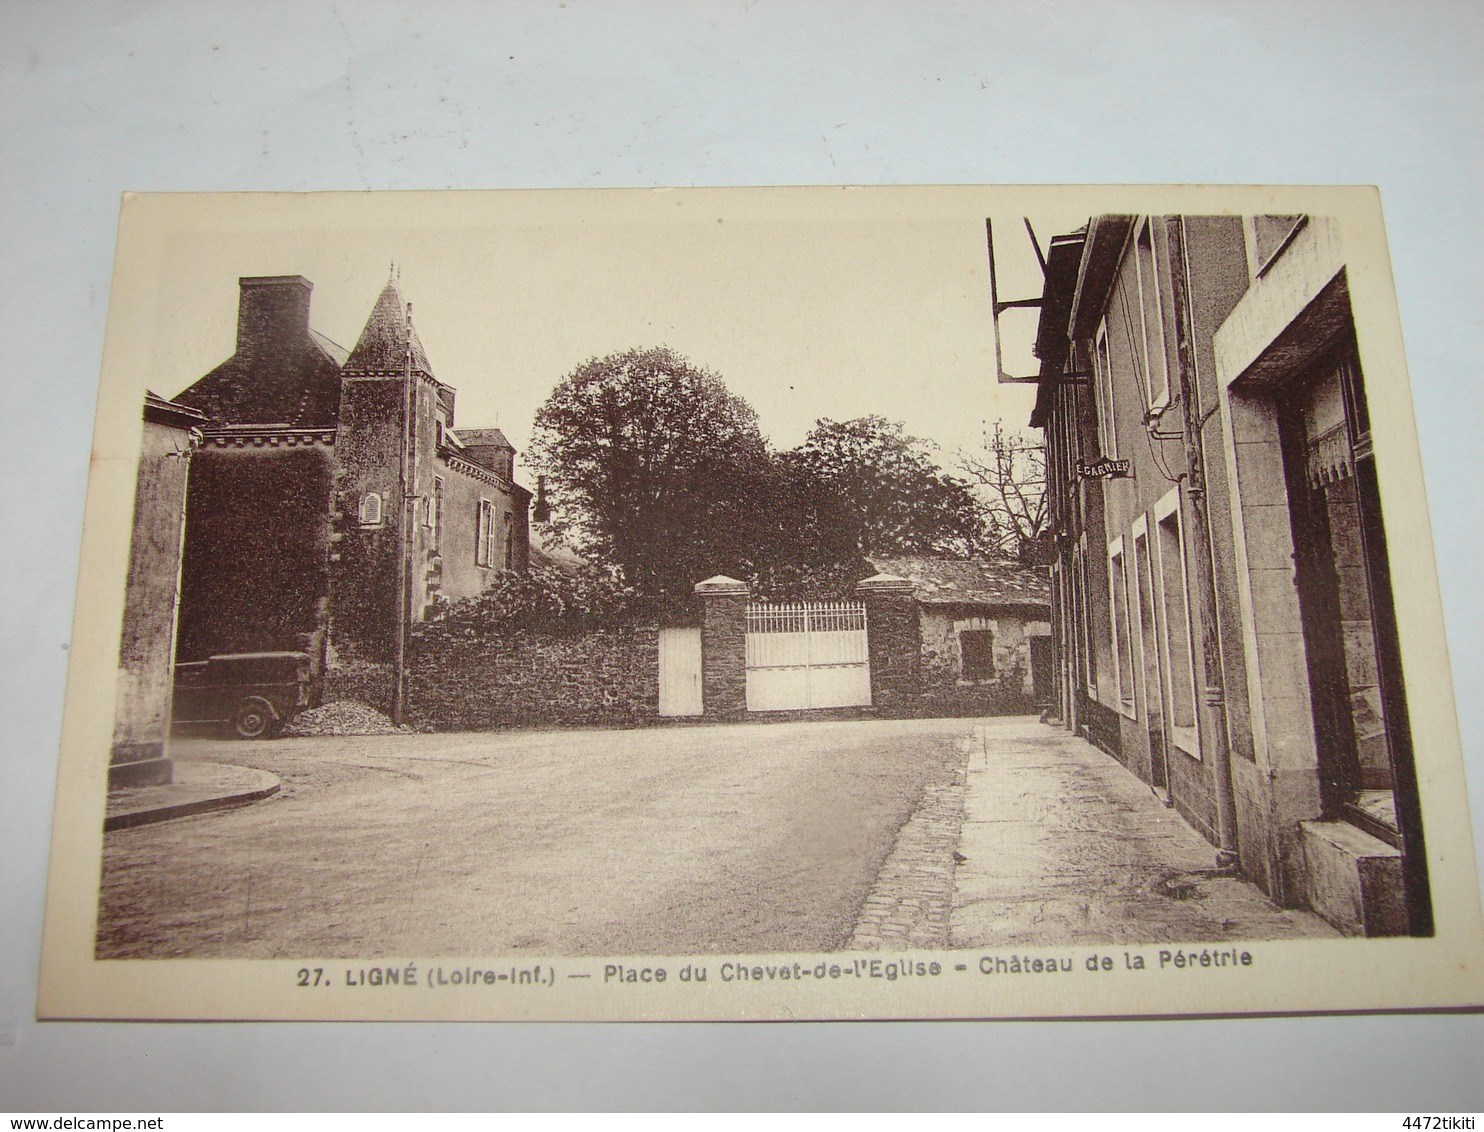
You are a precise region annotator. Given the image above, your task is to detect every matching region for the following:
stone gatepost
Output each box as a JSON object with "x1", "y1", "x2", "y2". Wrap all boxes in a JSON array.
[
  {"x1": 856, "y1": 573, "x2": 921, "y2": 717},
  {"x1": 694, "y1": 575, "x2": 750, "y2": 719}
]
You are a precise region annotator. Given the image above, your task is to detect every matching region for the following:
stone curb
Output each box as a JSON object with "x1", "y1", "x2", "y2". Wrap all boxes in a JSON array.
[{"x1": 104, "y1": 763, "x2": 282, "y2": 832}]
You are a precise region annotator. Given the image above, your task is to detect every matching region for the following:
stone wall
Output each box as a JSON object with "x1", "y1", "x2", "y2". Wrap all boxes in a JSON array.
[
  {"x1": 918, "y1": 606, "x2": 1050, "y2": 717},
  {"x1": 322, "y1": 654, "x2": 395, "y2": 715},
  {"x1": 406, "y1": 623, "x2": 660, "y2": 730}
]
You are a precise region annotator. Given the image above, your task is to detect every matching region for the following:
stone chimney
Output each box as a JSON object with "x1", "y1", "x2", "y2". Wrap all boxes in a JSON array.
[
  {"x1": 236, "y1": 276, "x2": 314, "y2": 357},
  {"x1": 532, "y1": 475, "x2": 551, "y2": 524}
]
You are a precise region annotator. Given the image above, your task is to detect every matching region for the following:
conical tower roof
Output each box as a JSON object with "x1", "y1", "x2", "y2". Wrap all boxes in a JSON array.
[{"x1": 343, "y1": 277, "x2": 433, "y2": 375}]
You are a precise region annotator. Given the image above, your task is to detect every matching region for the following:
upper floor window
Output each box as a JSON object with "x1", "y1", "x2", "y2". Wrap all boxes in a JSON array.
[
  {"x1": 1132, "y1": 218, "x2": 1172, "y2": 411},
  {"x1": 1094, "y1": 322, "x2": 1117, "y2": 459},
  {"x1": 358, "y1": 491, "x2": 383, "y2": 527},
  {"x1": 476, "y1": 499, "x2": 495, "y2": 567}
]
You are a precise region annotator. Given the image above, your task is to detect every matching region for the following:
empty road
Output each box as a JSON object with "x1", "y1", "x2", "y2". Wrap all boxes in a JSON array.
[{"x1": 97, "y1": 717, "x2": 968, "y2": 958}]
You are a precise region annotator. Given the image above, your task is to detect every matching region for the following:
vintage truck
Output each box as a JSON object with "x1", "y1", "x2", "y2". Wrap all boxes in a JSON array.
[{"x1": 172, "y1": 651, "x2": 317, "y2": 739}]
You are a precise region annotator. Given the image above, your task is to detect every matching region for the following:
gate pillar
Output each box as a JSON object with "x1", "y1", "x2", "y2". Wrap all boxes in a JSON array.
[
  {"x1": 694, "y1": 575, "x2": 750, "y2": 719},
  {"x1": 857, "y1": 573, "x2": 921, "y2": 717}
]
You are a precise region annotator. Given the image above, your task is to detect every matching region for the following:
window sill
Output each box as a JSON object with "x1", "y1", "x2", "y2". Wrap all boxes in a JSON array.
[
  {"x1": 1171, "y1": 726, "x2": 1201, "y2": 760},
  {"x1": 1255, "y1": 215, "x2": 1309, "y2": 280}
]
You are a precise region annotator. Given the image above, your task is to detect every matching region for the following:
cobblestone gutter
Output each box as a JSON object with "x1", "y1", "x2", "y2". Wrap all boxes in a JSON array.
[{"x1": 849, "y1": 729, "x2": 974, "y2": 949}]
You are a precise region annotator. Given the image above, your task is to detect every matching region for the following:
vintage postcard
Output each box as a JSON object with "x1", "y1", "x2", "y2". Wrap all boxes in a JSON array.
[{"x1": 37, "y1": 185, "x2": 1484, "y2": 1021}]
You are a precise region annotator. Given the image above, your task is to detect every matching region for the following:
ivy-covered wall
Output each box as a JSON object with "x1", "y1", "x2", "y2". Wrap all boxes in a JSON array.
[{"x1": 406, "y1": 622, "x2": 660, "y2": 730}]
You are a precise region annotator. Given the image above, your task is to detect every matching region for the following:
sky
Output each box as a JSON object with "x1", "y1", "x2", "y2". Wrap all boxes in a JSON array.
[{"x1": 140, "y1": 190, "x2": 1090, "y2": 483}]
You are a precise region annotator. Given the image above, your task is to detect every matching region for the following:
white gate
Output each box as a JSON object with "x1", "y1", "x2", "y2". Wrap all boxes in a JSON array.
[
  {"x1": 658, "y1": 626, "x2": 703, "y2": 716},
  {"x1": 745, "y1": 601, "x2": 871, "y2": 711}
]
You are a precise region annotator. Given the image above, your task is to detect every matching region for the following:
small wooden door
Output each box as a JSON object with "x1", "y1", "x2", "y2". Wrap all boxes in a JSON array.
[
  {"x1": 658, "y1": 627, "x2": 703, "y2": 717},
  {"x1": 1029, "y1": 635, "x2": 1055, "y2": 710}
]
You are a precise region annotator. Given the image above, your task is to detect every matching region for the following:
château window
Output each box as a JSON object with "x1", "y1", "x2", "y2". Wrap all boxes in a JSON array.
[
  {"x1": 476, "y1": 499, "x2": 495, "y2": 567},
  {"x1": 358, "y1": 491, "x2": 383, "y2": 527}
]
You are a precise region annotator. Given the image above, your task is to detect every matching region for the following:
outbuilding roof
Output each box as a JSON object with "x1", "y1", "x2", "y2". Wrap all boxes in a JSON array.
[{"x1": 866, "y1": 555, "x2": 1050, "y2": 608}]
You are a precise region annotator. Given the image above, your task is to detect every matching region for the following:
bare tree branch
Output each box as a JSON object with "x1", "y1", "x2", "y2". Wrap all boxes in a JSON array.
[{"x1": 956, "y1": 421, "x2": 1049, "y2": 557}]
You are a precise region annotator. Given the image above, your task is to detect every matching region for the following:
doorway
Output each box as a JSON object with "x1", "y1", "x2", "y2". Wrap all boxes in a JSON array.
[{"x1": 1278, "y1": 343, "x2": 1430, "y2": 933}]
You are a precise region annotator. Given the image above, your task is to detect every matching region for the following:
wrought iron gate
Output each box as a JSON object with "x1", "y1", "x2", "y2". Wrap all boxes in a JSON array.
[{"x1": 745, "y1": 601, "x2": 871, "y2": 711}]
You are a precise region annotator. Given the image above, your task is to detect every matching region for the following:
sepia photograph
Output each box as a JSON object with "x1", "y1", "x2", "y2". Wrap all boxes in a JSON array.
[{"x1": 37, "y1": 185, "x2": 1484, "y2": 1021}]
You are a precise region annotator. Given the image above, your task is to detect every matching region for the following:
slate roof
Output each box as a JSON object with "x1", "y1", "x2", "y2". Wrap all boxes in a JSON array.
[
  {"x1": 174, "y1": 329, "x2": 345, "y2": 429},
  {"x1": 343, "y1": 279, "x2": 433, "y2": 375},
  {"x1": 867, "y1": 556, "x2": 1050, "y2": 608},
  {"x1": 310, "y1": 328, "x2": 349, "y2": 366},
  {"x1": 455, "y1": 427, "x2": 513, "y2": 450}
]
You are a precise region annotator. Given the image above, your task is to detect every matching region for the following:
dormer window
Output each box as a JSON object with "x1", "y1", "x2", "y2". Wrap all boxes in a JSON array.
[{"x1": 359, "y1": 491, "x2": 383, "y2": 527}]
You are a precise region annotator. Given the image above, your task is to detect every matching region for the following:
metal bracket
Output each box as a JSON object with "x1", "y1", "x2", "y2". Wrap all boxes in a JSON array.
[
  {"x1": 986, "y1": 217, "x2": 1091, "y2": 386},
  {"x1": 987, "y1": 218, "x2": 1046, "y2": 384}
]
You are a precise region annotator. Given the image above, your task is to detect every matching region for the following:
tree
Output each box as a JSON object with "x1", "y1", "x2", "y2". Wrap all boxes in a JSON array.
[
  {"x1": 785, "y1": 416, "x2": 987, "y2": 558},
  {"x1": 746, "y1": 454, "x2": 872, "y2": 601},
  {"x1": 956, "y1": 421, "x2": 1048, "y2": 557},
  {"x1": 526, "y1": 347, "x2": 774, "y2": 607}
]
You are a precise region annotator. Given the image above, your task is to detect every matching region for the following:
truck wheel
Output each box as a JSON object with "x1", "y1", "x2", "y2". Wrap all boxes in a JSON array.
[{"x1": 231, "y1": 697, "x2": 278, "y2": 740}]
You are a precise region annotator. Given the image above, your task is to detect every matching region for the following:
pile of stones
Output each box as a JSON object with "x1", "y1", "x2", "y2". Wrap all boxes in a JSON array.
[{"x1": 280, "y1": 701, "x2": 415, "y2": 737}]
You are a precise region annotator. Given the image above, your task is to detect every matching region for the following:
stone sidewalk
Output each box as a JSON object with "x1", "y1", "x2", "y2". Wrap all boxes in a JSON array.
[{"x1": 853, "y1": 717, "x2": 1337, "y2": 948}]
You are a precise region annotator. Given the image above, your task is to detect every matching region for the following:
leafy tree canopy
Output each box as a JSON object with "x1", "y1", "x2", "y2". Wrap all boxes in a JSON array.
[
  {"x1": 527, "y1": 352, "x2": 1001, "y2": 611},
  {"x1": 785, "y1": 416, "x2": 987, "y2": 558},
  {"x1": 526, "y1": 347, "x2": 774, "y2": 608}
]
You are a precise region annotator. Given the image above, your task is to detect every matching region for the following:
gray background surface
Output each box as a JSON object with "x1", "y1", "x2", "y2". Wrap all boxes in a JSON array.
[{"x1": 2, "y1": 0, "x2": 1481, "y2": 1112}]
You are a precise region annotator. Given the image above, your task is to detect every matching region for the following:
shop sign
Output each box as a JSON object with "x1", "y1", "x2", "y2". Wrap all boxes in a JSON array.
[{"x1": 1076, "y1": 458, "x2": 1131, "y2": 480}]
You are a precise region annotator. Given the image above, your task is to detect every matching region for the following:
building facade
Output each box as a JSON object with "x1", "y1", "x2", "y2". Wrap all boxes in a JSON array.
[
  {"x1": 1030, "y1": 214, "x2": 1429, "y2": 936},
  {"x1": 867, "y1": 556, "x2": 1052, "y2": 715},
  {"x1": 110, "y1": 392, "x2": 206, "y2": 786},
  {"x1": 172, "y1": 274, "x2": 530, "y2": 712}
]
